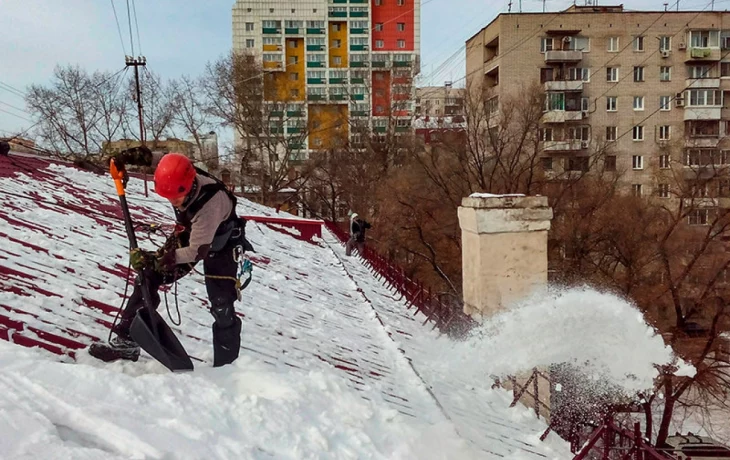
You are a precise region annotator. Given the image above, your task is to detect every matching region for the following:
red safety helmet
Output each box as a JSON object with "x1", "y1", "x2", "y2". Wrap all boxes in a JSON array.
[{"x1": 154, "y1": 153, "x2": 196, "y2": 200}]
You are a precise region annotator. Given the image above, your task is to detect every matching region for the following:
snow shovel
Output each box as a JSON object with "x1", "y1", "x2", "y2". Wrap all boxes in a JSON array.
[{"x1": 109, "y1": 158, "x2": 194, "y2": 372}]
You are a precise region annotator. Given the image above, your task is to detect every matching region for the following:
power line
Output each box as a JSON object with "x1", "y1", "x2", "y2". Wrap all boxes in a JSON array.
[
  {"x1": 0, "y1": 100, "x2": 29, "y2": 115},
  {"x1": 131, "y1": 0, "x2": 142, "y2": 57},
  {"x1": 0, "y1": 108, "x2": 32, "y2": 122},
  {"x1": 109, "y1": 0, "x2": 128, "y2": 56},
  {"x1": 126, "y1": 0, "x2": 136, "y2": 56},
  {"x1": 0, "y1": 81, "x2": 26, "y2": 99}
]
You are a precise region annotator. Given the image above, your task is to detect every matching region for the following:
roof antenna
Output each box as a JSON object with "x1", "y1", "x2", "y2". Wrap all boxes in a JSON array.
[
  {"x1": 664, "y1": 2, "x2": 668, "y2": 10},
  {"x1": 508, "y1": 0, "x2": 512, "y2": 12}
]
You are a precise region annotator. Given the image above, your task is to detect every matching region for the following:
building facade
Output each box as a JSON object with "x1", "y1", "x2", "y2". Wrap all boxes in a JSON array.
[
  {"x1": 232, "y1": 0, "x2": 421, "y2": 159},
  {"x1": 416, "y1": 85, "x2": 465, "y2": 117},
  {"x1": 466, "y1": 5, "x2": 730, "y2": 201}
]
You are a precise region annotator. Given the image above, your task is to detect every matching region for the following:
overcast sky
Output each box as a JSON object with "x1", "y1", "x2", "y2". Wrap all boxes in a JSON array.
[{"x1": 0, "y1": 0, "x2": 718, "y2": 144}]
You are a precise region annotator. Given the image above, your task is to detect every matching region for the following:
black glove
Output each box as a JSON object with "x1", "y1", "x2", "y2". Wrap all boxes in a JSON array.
[{"x1": 112, "y1": 146, "x2": 153, "y2": 187}]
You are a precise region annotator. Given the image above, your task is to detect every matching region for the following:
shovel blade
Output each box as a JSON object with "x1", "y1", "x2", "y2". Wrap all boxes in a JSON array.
[{"x1": 130, "y1": 309, "x2": 194, "y2": 372}]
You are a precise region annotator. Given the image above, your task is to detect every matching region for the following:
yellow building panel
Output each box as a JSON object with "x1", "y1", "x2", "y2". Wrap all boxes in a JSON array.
[
  {"x1": 308, "y1": 104, "x2": 349, "y2": 150},
  {"x1": 328, "y1": 22, "x2": 348, "y2": 68},
  {"x1": 264, "y1": 38, "x2": 305, "y2": 102}
]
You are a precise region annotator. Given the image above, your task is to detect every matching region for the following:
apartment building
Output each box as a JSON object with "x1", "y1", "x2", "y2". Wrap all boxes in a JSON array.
[
  {"x1": 232, "y1": 0, "x2": 421, "y2": 159},
  {"x1": 466, "y1": 5, "x2": 730, "y2": 205},
  {"x1": 416, "y1": 85, "x2": 465, "y2": 117}
]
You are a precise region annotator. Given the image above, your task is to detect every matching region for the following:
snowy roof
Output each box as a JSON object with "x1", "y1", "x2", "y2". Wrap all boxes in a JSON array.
[
  {"x1": 0, "y1": 153, "x2": 570, "y2": 459},
  {"x1": 413, "y1": 116, "x2": 467, "y2": 129}
]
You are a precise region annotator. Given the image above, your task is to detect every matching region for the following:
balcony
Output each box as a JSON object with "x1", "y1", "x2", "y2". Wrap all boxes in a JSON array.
[
  {"x1": 684, "y1": 107, "x2": 722, "y2": 120},
  {"x1": 685, "y1": 47, "x2": 722, "y2": 62},
  {"x1": 350, "y1": 28, "x2": 367, "y2": 34},
  {"x1": 285, "y1": 28, "x2": 301, "y2": 34},
  {"x1": 306, "y1": 28, "x2": 325, "y2": 34},
  {"x1": 543, "y1": 80, "x2": 583, "y2": 92},
  {"x1": 307, "y1": 94, "x2": 326, "y2": 101},
  {"x1": 686, "y1": 78, "x2": 720, "y2": 88},
  {"x1": 543, "y1": 140, "x2": 584, "y2": 152},
  {"x1": 262, "y1": 28, "x2": 282, "y2": 34},
  {"x1": 541, "y1": 110, "x2": 585, "y2": 123},
  {"x1": 306, "y1": 61, "x2": 325, "y2": 68},
  {"x1": 349, "y1": 11, "x2": 368, "y2": 17},
  {"x1": 544, "y1": 50, "x2": 583, "y2": 63},
  {"x1": 393, "y1": 60, "x2": 412, "y2": 67}
]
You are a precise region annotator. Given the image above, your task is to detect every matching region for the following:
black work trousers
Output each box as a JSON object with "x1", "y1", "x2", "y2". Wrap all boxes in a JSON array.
[{"x1": 118, "y1": 241, "x2": 242, "y2": 367}]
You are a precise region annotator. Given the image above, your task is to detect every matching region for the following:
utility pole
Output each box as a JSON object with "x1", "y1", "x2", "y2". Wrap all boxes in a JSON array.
[{"x1": 126, "y1": 55, "x2": 148, "y2": 196}]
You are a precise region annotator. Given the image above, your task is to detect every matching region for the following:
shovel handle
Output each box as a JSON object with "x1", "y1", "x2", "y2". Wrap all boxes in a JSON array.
[
  {"x1": 109, "y1": 158, "x2": 126, "y2": 197},
  {"x1": 109, "y1": 158, "x2": 138, "y2": 249}
]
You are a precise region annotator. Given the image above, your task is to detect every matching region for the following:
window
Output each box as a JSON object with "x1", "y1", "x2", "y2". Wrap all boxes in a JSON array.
[
  {"x1": 375, "y1": 105, "x2": 385, "y2": 114},
  {"x1": 632, "y1": 155, "x2": 644, "y2": 169},
  {"x1": 375, "y1": 23, "x2": 383, "y2": 31},
  {"x1": 397, "y1": 39, "x2": 406, "y2": 48},
  {"x1": 263, "y1": 20, "x2": 280, "y2": 29},
  {"x1": 546, "y1": 93, "x2": 565, "y2": 111},
  {"x1": 605, "y1": 156, "x2": 617, "y2": 171},
  {"x1": 540, "y1": 37, "x2": 554, "y2": 52},
  {"x1": 565, "y1": 36, "x2": 590, "y2": 51},
  {"x1": 568, "y1": 67, "x2": 589, "y2": 82},
  {"x1": 606, "y1": 126, "x2": 617, "y2": 141},
  {"x1": 333, "y1": 56, "x2": 342, "y2": 65},
  {"x1": 245, "y1": 39, "x2": 255, "y2": 48},
  {"x1": 689, "y1": 30, "x2": 720, "y2": 48},
  {"x1": 398, "y1": 0, "x2": 405, "y2": 5},
  {"x1": 307, "y1": 20, "x2": 325, "y2": 28},
  {"x1": 607, "y1": 96, "x2": 617, "y2": 111},
  {"x1": 331, "y1": 39, "x2": 341, "y2": 48},
  {"x1": 688, "y1": 89, "x2": 722, "y2": 106},
  {"x1": 288, "y1": 39, "x2": 298, "y2": 48},
  {"x1": 660, "y1": 95, "x2": 671, "y2": 111},
  {"x1": 542, "y1": 127, "x2": 554, "y2": 142},
  {"x1": 633, "y1": 35, "x2": 645, "y2": 51},
  {"x1": 332, "y1": 24, "x2": 341, "y2": 32},
  {"x1": 721, "y1": 62, "x2": 730, "y2": 77},
  {"x1": 542, "y1": 157, "x2": 553, "y2": 170},
  {"x1": 632, "y1": 126, "x2": 644, "y2": 141},
  {"x1": 397, "y1": 23, "x2": 406, "y2": 31},
  {"x1": 660, "y1": 154, "x2": 671, "y2": 169},
  {"x1": 688, "y1": 209, "x2": 711, "y2": 226},
  {"x1": 659, "y1": 36, "x2": 671, "y2": 51},
  {"x1": 607, "y1": 36, "x2": 619, "y2": 52},
  {"x1": 659, "y1": 125, "x2": 671, "y2": 140},
  {"x1": 607, "y1": 67, "x2": 619, "y2": 82},
  {"x1": 657, "y1": 183, "x2": 670, "y2": 198},
  {"x1": 660, "y1": 66, "x2": 671, "y2": 81},
  {"x1": 634, "y1": 66, "x2": 645, "y2": 82},
  {"x1": 290, "y1": 89, "x2": 299, "y2": 97},
  {"x1": 632, "y1": 184, "x2": 643, "y2": 196},
  {"x1": 689, "y1": 65, "x2": 712, "y2": 79},
  {"x1": 289, "y1": 72, "x2": 299, "y2": 81},
  {"x1": 288, "y1": 56, "x2": 298, "y2": 64},
  {"x1": 567, "y1": 157, "x2": 589, "y2": 172},
  {"x1": 633, "y1": 96, "x2": 645, "y2": 110},
  {"x1": 245, "y1": 22, "x2": 254, "y2": 31},
  {"x1": 375, "y1": 0, "x2": 381, "y2": 4}
]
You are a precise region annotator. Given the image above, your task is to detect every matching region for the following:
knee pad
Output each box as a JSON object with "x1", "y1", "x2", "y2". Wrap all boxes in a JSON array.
[{"x1": 210, "y1": 304, "x2": 235, "y2": 328}]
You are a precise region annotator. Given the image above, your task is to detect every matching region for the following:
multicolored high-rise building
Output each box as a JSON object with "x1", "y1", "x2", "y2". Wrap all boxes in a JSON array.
[{"x1": 232, "y1": 0, "x2": 421, "y2": 158}]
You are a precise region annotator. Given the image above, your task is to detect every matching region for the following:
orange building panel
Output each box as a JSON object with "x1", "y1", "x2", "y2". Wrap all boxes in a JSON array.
[
  {"x1": 328, "y1": 22, "x2": 348, "y2": 68},
  {"x1": 264, "y1": 38, "x2": 304, "y2": 102},
  {"x1": 308, "y1": 104, "x2": 349, "y2": 150}
]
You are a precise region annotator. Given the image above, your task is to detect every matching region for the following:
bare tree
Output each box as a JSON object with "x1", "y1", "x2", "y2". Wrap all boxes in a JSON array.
[
  {"x1": 26, "y1": 65, "x2": 128, "y2": 159},
  {"x1": 169, "y1": 75, "x2": 212, "y2": 167}
]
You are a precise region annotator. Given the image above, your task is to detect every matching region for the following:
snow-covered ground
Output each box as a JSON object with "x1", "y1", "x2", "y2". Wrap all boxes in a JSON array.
[{"x1": 0, "y1": 153, "x2": 691, "y2": 459}]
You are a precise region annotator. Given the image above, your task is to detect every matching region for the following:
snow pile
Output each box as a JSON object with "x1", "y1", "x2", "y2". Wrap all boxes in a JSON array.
[{"x1": 438, "y1": 288, "x2": 690, "y2": 394}]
